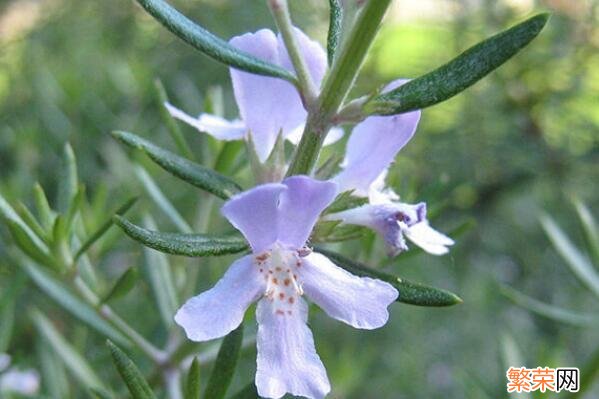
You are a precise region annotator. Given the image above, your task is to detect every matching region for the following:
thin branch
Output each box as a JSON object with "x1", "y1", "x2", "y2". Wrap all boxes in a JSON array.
[{"x1": 268, "y1": 0, "x2": 318, "y2": 105}]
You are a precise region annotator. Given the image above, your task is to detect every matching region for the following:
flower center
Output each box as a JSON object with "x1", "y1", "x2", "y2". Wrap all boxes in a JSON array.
[{"x1": 254, "y1": 243, "x2": 305, "y2": 316}]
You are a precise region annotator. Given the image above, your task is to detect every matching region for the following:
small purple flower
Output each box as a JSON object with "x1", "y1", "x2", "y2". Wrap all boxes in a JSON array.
[
  {"x1": 328, "y1": 80, "x2": 453, "y2": 256},
  {"x1": 0, "y1": 354, "x2": 40, "y2": 396},
  {"x1": 175, "y1": 176, "x2": 398, "y2": 399},
  {"x1": 326, "y1": 201, "x2": 454, "y2": 256},
  {"x1": 333, "y1": 79, "x2": 421, "y2": 197},
  {"x1": 166, "y1": 28, "x2": 343, "y2": 162}
]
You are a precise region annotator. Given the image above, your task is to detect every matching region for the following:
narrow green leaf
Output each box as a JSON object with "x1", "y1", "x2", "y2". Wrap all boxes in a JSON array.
[
  {"x1": 50, "y1": 215, "x2": 72, "y2": 267},
  {"x1": 154, "y1": 78, "x2": 196, "y2": 161},
  {"x1": 574, "y1": 199, "x2": 599, "y2": 265},
  {"x1": 112, "y1": 130, "x2": 241, "y2": 199},
  {"x1": 214, "y1": 141, "x2": 244, "y2": 175},
  {"x1": 316, "y1": 248, "x2": 463, "y2": 306},
  {"x1": 327, "y1": 0, "x2": 343, "y2": 65},
  {"x1": 0, "y1": 294, "x2": 15, "y2": 352},
  {"x1": 315, "y1": 224, "x2": 367, "y2": 243},
  {"x1": 6, "y1": 220, "x2": 58, "y2": 269},
  {"x1": 0, "y1": 192, "x2": 50, "y2": 254},
  {"x1": 500, "y1": 333, "x2": 530, "y2": 399},
  {"x1": 0, "y1": 272, "x2": 25, "y2": 351},
  {"x1": 15, "y1": 201, "x2": 48, "y2": 241},
  {"x1": 52, "y1": 214, "x2": 68, "y2": 245},
  {"x1": 32, "y1": 310, "x2": 106, "y2": 391},
  {"x1": 63, "y1": 184, "x2": 85, "y2": 231},
  {"x1": 367, "y1": 13, "x2": 550, "y2": 115},
  {"x1": 141, "y1": 215, "x2": 179, "y2": 329},
  {"x1": 90, "y1": 388, "x2": 115, "y2": 399},
  {"x1": 20, "y1": 260, "x2": 131, "y2": 347},
  {"x1": 228, "y1": 383, "x2": 258, "y2": 399},
  {"x1": 107, "y1": 340, "x2": 157, "y2": 399},
  {"x1": 500, "y1": 285, "x2": 599, "y2": 327},
  {"x1": 134, "y1": 165, "x2": 192, "y2": 233},
  {"x1": 540, "y1": 213, "x2": 599, "y2": 299},
  {"x1": 33, "y1": 182, "x2": 55, "y2": 230},
  {"x1": 102, "y1": 267, "x2": 139, "y2": 303},
  {"x1": 115, "y1": 216, "x2": 248, "y2": 257},
  {"x1": 134, "y1": 0, "x2": 296, "y2": 83},
  {"x1": 204, "y1": 324, "x2": 244, "y2": 399},
  {"x1": 0, "y1": 271, "x2": 26, "y2": 313},
  {"x1": 314, "y1": 153, "x2": 342, "y2": 180},
  {"x1": 57, "y1": 142, "x2": 78, "y2": 213},
  {"x1": 76, "y1": 245, "x2": 100, "y2": 290},
  {"x1": 184, "y1": 357, "x2": 201, "y2": 399},
  {"x1": 37, "y1": 337, "x2": 70, "y2": 399},
  {"x1": 74, "y1": 196, "x2": 138, "y2": 261},
  {"x1": 75, "y1": 240, "x2": 100, "y2": 291},
  {"x1": 312, "y1": 220, "x2": 342, "y2": 241}
]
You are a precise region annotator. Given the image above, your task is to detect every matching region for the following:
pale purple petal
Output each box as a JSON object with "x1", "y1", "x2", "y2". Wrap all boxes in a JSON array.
[
  {"x1": 301, "y1": 252, "x2": 398, "y2": 329},
  {"x1": 405, "y1": 222, "x2": 454, "y2": 255},
  {"x1": 0, "y1": 369, "x2": 40, "y2": 395},
  {"x1": 175, "y1": 255, "x2": 264, "y2": 341},
  {"x1": 165, "y1": 103, "x2": 246, "y2": 140},
  {"x1": 229, "y1": 29, "x2": 306, "y2": 162},
  {"x1": 277, "y1": 27, "x2": 327, "y2": 87},
  {"x1": 324, "y1": 202, "x2": 430, "y2": 256},
  {"x1": 277, "y1": 176, "x2": 337, "y2": 248},
  {"x1": 367, "y1": 169, "x2": 400, "y2": 204},
  {"x1": 335, "y1": 110, "x2": 420, "y2": 195},
  {"x1": 221, "y1": 183, "x2": 287, "y2": 252},
  {"x1": 334, "y1": 79, "x2": 421, "y2": 195},
  {"x1": 255, "y1": 298, "x2": 330, "y2": 399}
]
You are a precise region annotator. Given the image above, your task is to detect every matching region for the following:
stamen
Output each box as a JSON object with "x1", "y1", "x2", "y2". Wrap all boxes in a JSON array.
[{"x1": 297, "y1": 247, "x2": 312, "y2": 257}]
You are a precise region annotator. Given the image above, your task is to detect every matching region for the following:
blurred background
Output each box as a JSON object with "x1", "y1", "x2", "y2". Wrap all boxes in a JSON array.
[{"x1": 0, "y1": 0, "x2": 598, "y2": 398}]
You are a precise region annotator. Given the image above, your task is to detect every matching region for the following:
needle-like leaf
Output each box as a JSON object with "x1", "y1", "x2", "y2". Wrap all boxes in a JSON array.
[
  {"x1": 112, "y1": 130, "x2": 242, "y2": 199},
  {"x1": 107, "y1": 340, "x2": 157, "y2": 399},
  {"x1": 204, "y1": 324, "x2": 244, "y2": 399},
  {"x1": 134, "y1": 0, "x2": 296, "y2": 83},
  {"x1": 317, "y1": 248, "x2": 462, "y2": 306},
  {"x1": 115, "y1": 216, "x2": 248, "y2": 257},
  {"x1": 367, "y1": 13, "x2": 549, "y2": 115}
]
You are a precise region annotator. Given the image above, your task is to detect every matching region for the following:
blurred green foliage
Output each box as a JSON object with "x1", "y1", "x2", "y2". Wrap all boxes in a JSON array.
[{"x1": 0, "y1": 0, "x2": 598, "y2": 398}]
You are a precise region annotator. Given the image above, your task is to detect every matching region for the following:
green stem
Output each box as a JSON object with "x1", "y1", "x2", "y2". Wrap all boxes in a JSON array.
[
  {"x1": 73, "y1": 276, "x2": 166, "y2": 364},
  {"x1": 163, "y1": 367, "x2": 183, "y2": 399},
  {"x1": 268, "y1": 0, "x2": 317, "y2": 104},
  {"x1": 286, "y1": 0, "x2": 392, "y2": 176}
]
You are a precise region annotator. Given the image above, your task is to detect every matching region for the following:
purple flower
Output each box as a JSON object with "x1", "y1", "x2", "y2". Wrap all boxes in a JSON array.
[
  {"x1": 166, "y1": 28, "x2": 343, "y2": 162},
  {"x1": 175, "y1": 176, "x2": 398, "y2": 399},
  {"x1": 326, "y1": 201, "x2": 454, "y2": 256},
  {"x1": 328, "y1": 80, "x2": 454, "y2": 256},
  {"x1": 333, "y1": 80, "x2": 421, "y2": 197}
]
